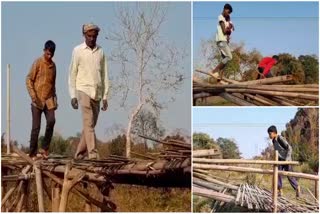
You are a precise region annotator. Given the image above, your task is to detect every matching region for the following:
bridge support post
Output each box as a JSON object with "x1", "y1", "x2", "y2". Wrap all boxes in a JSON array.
[
  {"x1": 35, "y1": 163, "x2": 45, "y2": 212},
  {"x1": 315, "y1": 180, "x2": 319, "y2": 201},
  {"x1": 52, "y1": 183, "x2": 60, "y2": 212},
  {"x1": 272, "y1": 151, "x2": 278, "y2": 213}
]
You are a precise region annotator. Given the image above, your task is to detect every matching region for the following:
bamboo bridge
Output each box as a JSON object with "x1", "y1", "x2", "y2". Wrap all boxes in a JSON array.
[{"x1": 1, "y1": 136, "x2": 191, "y2": 212}]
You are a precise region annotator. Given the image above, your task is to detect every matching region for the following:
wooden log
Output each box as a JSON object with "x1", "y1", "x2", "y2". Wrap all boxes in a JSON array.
[
  {"x1": 273, "y1": 151, "x2": 278, "y2": 213},
  {"x1": 225, "y1": 89, "x2": 318, "y2": 101},
  {"x1": 220, "y1": 92, "x2": 256, "y2": 106},
  {"x1": 59, "y1": 163, "x2": 85, "y2": 212},
  {"x1": 192, "y1": 158, "x2": 299, "y2": 165},
  {"x1": 193, "y1": 164, "x2": 319, "y2": 180},
  {"x1": 193, "y1": 149, "x2": 218, "y2": 157},
  {"x1": 34, "y1": 163, "x2": 45, "y2": 212},
  {"x1": 193, "y1": 186, "x2": 235, "y2": 203}
]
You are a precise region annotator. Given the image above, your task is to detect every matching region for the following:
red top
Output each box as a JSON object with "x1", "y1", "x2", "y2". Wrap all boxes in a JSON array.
[{"x1": 258, "y1": 57, "x2": 277, "y2": 76}]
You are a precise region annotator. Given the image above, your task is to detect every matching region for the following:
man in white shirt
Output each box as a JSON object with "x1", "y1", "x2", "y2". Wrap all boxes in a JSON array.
[
  {"x1": 69, "y1": 23, "x2": 109, "y2": 160},
  {"x1": 210, "y1": 3, "x2": 233, "y2": 81}
]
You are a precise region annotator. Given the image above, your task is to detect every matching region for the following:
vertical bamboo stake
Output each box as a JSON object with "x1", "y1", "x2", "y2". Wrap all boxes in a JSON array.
[
  {"x1": 6, "y1": 64, "x2": 11, "y2": 154},
  {"x1": 35, "y1": 163, "x2": 45, "y2": 212},
  {"x1": 273, "y1": 151, "x2": 278, "y2": 213},
  {"x1": 52, "y1": 184, "x2": 60, "y2": 212},
  {"x1": 315, "y1": 180, "x2": 319, "y2": 201}
]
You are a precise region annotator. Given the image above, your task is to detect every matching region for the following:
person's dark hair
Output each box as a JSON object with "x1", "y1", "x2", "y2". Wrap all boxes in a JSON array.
[
  {"x1": 224, "y1": 3, "x2": 233, "y2": 13},
  {"x1": 267, "y1": 125, "x2": 277, "y2": 134},
  {"x1": 44, "y1": 40, "x2": 56, "y2": 53},
  {"x1": 272, "y1": 55, "x2": 279, "y2": 61}
]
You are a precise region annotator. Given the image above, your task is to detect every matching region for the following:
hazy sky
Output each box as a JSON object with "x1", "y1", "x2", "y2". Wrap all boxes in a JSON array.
[
  {"x1": 193, "y1": 107, "x2": 299, "y2": 159},
  {"x1": 1, "y1": 2, "x2": 191, "y2": 146},
  {"x1": 194, "y1": 1, "x2": 319, "y2": 65}
]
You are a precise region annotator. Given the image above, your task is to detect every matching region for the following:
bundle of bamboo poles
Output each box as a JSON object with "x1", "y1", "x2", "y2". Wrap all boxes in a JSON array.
[
  {"x1": 193, "y1": 70, "x2": 319, "y2": 106},
  {"x1": 137, "y1": 135, "x2": 191, "y2": 160},
  {"x1": 192, "y1": 149, "x2": 319, "y2": 212}
]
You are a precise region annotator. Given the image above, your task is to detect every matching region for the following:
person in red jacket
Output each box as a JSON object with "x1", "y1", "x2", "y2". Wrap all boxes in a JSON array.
[{"x1": 256, "y1": 55, "x2": 279, "y2": 79}]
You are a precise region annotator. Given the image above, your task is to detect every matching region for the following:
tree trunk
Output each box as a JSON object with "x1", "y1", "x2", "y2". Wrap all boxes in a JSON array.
[{"x1": 126, "y1": 103, "x2": 143, "y2": 158}]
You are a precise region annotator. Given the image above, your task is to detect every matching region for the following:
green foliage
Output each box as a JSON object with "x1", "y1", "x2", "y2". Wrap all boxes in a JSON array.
[
  {"x1": 193, "y1": 132, "x2": 217, "y2": 150},
  {"x1": 38, "y1": 134, "x2": 72, "y2": 156},
  {"x1": 274, "y1": 53, "x2": 305, "y2": 83},
  {"x1": 216, "y1": 137, "x2": 242, "y2": 159},
  {"x1": 298, "y1": 55, "x2": 319, "y2": 84},
  {"x1": 108, "y1": 134, "x2": 126, "y2": 156}
]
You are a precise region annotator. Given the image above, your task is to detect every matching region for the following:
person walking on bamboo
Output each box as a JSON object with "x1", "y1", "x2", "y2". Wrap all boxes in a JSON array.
[
  {"x1": 267, "y1": 125, "x2": 301, "y2": 197},
  {"x1": 26, "y1": 40, "x2": 57, "y2": 160},
  {"x1": 69, "y1": 23, "x2": 109, "y2": 160},
  {"x1": 210, "y1": 3, "x2": 233, "y2": 82}
]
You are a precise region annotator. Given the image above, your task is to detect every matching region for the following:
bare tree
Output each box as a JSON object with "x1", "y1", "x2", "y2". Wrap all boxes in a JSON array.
[
  {"x1": 107, "y1": 3, "x2": 186, "y2": 157},
  {"x1": 131, "y1": 108, "x2": 165, "y2": 152}
]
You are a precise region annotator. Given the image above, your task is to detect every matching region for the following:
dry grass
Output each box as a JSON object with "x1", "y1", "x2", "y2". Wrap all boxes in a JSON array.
[{"x1": 3, "y1": 179, "x2": 191, "y2": 212}]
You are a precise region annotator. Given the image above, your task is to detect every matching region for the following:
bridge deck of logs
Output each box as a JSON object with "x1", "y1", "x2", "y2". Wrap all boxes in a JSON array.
[
  {"x1": 193, "y1": 70, "x2": 319, "y2": 106},
  {"x1": 1, "y1": 138, "x2": 191, "y2": 212}
]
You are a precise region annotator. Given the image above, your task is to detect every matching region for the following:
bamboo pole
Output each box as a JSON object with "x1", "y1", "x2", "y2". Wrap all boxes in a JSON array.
[
  {"x1": 1, "y1": 185, "x2": 16, "y2": 207},
  {"x1": 224, "y1": 89, "x2": 318, "y2": 100},
  {"x1": 236, "y1": 75, "x2": 293, "y2": 85},
  {"x1": 193, "y1": 149, "x2": 218, "y2": 157},
  {"x1": 138, "y1": 135, "x2": 191, "y2": 149},
  {"x1": 193, "y1": 186, "x2": 235, "y2": 203},
  {"x1": 193, "y1": 177, "x2": 223, "y2": 192},
  {"x1": 193, "y1": 164, "x2": 319, "y2": 180},
  {"x1": 273, "y1": 151, "x2": 278, "y2": 213},
  {"x1": 192, "y1": 158, "x2": 299, "y2": 165},
  {"x1": 16, "y1": 181, "x2": 28, "y2": 212},
  {"x1": 194, "y1": 84, "x2": 319, "y2": 93},
  {"x1": 34, "y1": 163, "x2": 45, "y2": 212},
  {"x1": 52, "y1": 184, "x2": 60, "y2": 212},
  {"x1": 59, "y1": 163, "x2": 85, "y2": 212},
  {"x1": 220, "y1": 92, "x2": 256, "y2": 106},
  {"x1": 130, "y1": 151, "x2": 156, "y2": 160},
  {"x1": 315, "y1": 180, "x2": 319, "y2": 201},
  {"x1": 193, "y1": 172, "x2": 238, "y2": 190},
  {"x1": 6, "y1": 64, "x2": 10, "y2": 154}
]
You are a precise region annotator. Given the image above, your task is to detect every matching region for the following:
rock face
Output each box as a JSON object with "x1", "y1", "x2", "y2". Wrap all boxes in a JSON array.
[{"x1": 283, "y1": 108, "x2": 319, "y2": 172}]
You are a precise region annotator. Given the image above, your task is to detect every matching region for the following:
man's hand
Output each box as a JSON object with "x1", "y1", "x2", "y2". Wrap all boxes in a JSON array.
[
  {"x1": 32, "y1": 97, "x2": 44, "y2": 109},
  {"x1": 71, "y1": 98, "x2": 78, "y2": 109},
  {"x1": 101, "y1": 99, "x2": 108, "y2": 111}
]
